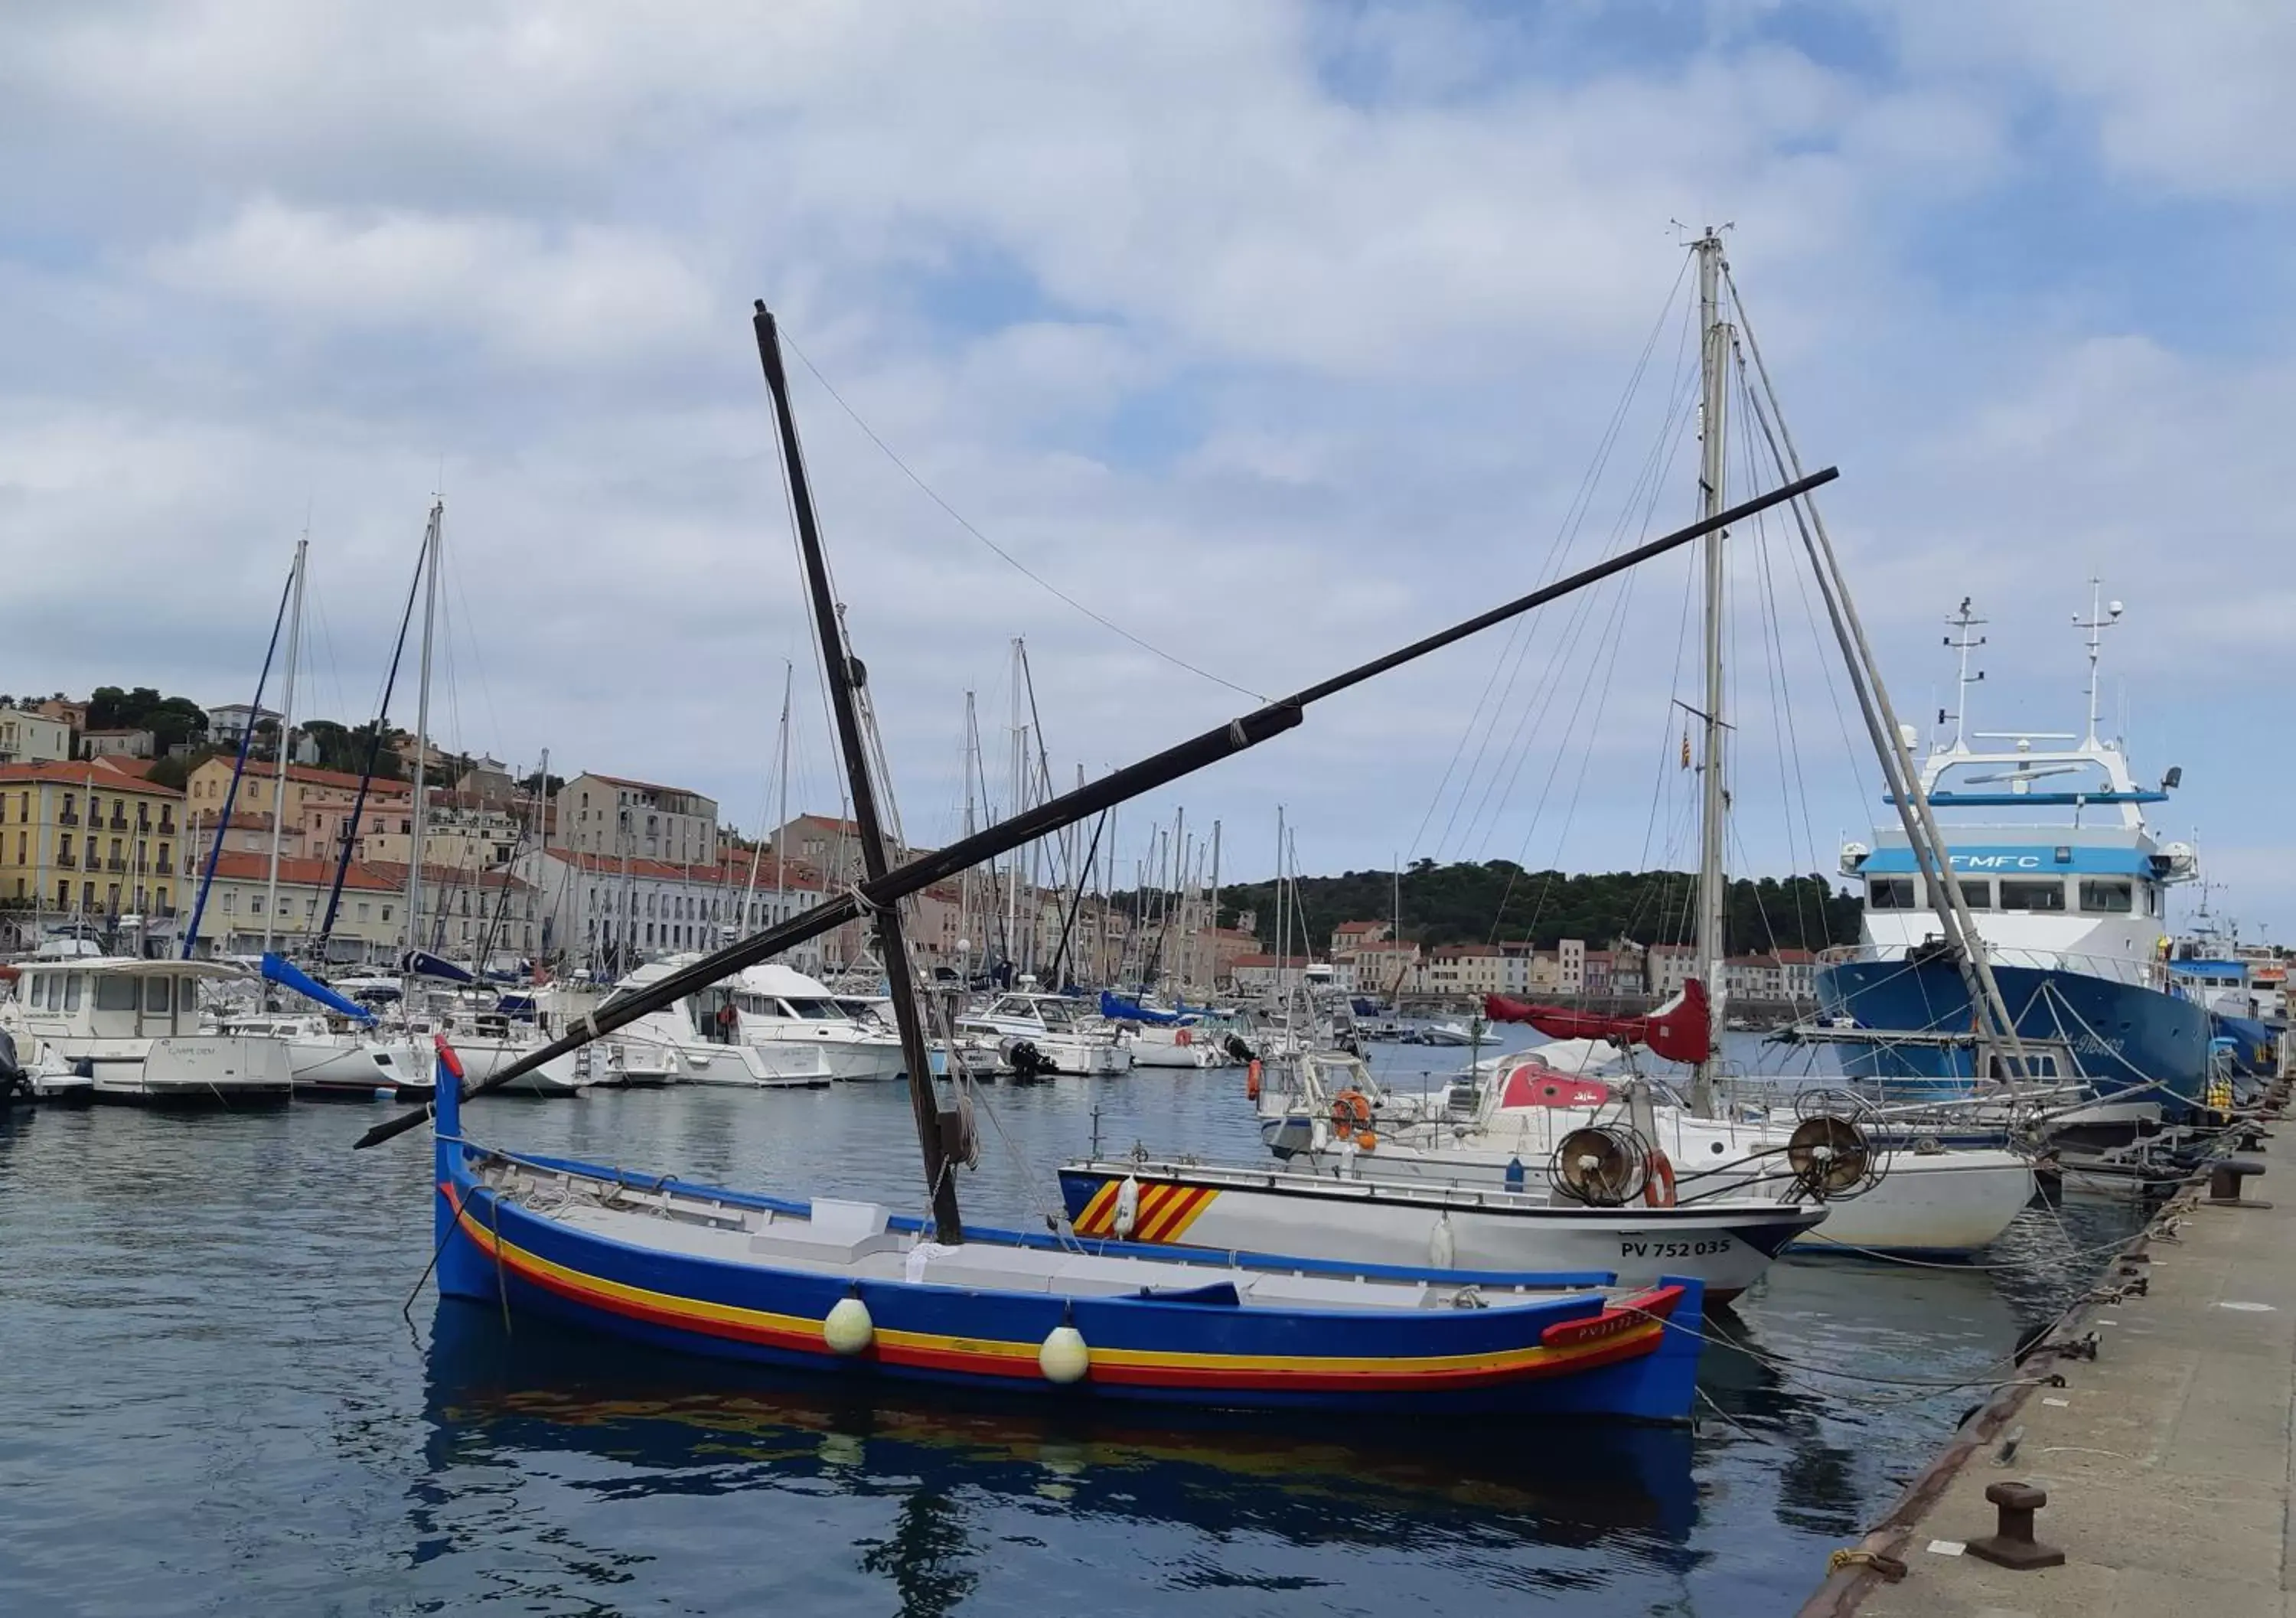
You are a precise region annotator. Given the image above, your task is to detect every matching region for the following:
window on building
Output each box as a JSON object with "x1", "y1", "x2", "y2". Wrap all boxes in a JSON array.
[
  {"x1": 357, "y1": 902, "x2": 370, "y2": 922},
  {"x1": 2000, "y1": 879, "x2": 2068, "y2": 912},
  {"x1": 382, "y1": 906, "x2": 393, "y2": 922},
  {"x1": 250, "y1": 895, "x2": 264, "y2": 915},
  {"x1": 1867, "y1": 877, "x2": 1917, "y2": 909}
]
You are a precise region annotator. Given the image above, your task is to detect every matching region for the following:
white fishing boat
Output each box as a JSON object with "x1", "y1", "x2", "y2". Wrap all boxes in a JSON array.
[
  {"x1": 958, "y1": 992, "x2": 1131, "y2": 1076},
  {"x1": 1057, "y1": 1155, "x2": 1823, "y2": 1303},
  {"x1": 2, "y1": 958, "x2": 292, "y2": 1104}
]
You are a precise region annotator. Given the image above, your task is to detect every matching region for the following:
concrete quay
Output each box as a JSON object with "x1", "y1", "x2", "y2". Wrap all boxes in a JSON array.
[{"x1": 1802, "y1": 1114, "x2": 2296, "y2": 1617}]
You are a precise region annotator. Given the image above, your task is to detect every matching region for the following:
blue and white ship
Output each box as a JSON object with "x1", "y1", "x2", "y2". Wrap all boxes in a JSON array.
[{"x1": 1818, "y1": 589, "x2": 2221, "y2": 1118}]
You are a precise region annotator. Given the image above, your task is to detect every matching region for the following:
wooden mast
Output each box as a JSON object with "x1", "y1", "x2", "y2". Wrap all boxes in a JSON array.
[{"x1": 751, "y1": 302, "x2": 964, "y2": 1244}]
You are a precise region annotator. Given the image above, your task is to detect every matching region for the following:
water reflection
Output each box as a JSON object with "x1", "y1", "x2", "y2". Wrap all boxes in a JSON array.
[{"x1": 421, "y1": 1300, "x2": 1701, "y2": 1610}]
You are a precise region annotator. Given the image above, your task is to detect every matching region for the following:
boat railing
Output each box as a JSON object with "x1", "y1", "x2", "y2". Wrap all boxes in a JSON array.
[{"x1": 1821, "y1": 941, "x2": 2167, "y2": 992}]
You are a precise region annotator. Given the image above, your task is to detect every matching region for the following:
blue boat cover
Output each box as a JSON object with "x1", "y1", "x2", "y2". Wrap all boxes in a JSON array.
[
  {"x1": 260, "y1": 953, "x2": 374, "y2": 1023},
  {"x1": 400, "y1": 948, "x2": 475, "y2": 984},
  {"x1": 1097, "y1": 990, "x2": 1195, "y2": 1026}
]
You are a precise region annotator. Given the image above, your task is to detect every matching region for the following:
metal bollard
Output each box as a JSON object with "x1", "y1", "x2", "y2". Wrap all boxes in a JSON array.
[
  {"x1": 1965, "y1": 1481, "x2": 2066, "y2": 1571},
  {"x1": 2206, "y1": 1159, "x2": 2271, "y2": 1208}
]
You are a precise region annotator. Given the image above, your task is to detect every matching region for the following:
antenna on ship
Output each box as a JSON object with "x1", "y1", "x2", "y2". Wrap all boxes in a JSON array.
[
  {"x1": 1939, "y1": 597, "x2": 1985, "y2": 753},
  {"x1": 2073, "y1": 578, "x2": 2123, "y2": 749}
]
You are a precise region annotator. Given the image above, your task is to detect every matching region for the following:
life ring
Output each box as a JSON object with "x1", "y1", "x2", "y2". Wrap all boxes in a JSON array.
[
  {"x1": 1330, "y1": 1089, "x2": 1373, "y2": 1137},
  {"x1": 716, "y1": 1002, "x2": 739, "y2": 1030},
  {"x1": 1356, "y1": 1130, "x2": 1378, "y2": 1152},
  {"x1": 1174, "y1": 1027, "x2": 1192, "y2": 1047},
  {"x1": 1643, "y1": 1150, "x2": 1678, "y2": 1209},
  {"x1": 1245, "y1": 1059, "x2": 1262, "y2": 1101}
]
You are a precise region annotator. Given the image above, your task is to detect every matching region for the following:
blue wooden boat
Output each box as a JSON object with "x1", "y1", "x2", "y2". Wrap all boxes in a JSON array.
[{"x1": 429, "y1": 1051, "x2": 1704, "y2": 1418}]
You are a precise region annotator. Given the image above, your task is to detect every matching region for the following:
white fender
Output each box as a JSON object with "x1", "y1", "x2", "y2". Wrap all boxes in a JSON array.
[
  {"x1": 823, "y1": 1296, "x2": 875, "y2": 1355},
  {"x1": 1113, "y1": 1174, "x2": 1141, "y2": 1239},
  {"x1": 1429, "y1": 1211, "x2": 1456, "y2": 1270},
  {"x1": 1039, "y1": 1324, "x2": 1091, "y2": 1385}
]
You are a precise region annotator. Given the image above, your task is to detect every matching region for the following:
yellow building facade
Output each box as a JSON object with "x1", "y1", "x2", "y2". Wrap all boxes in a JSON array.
[{"x1": 0, "y1": 761, "x2": 186, "y2": 918}]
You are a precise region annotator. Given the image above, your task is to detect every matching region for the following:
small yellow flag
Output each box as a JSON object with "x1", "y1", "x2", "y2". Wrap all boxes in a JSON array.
[{"x1": 1681, "y1": 729, "x2": 1693, "y2": 769}]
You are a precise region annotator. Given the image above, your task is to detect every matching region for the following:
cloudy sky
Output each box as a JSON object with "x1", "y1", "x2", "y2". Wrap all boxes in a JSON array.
[{"x1": 5, "y1": 2, "x2": 2291, "y2": 938}]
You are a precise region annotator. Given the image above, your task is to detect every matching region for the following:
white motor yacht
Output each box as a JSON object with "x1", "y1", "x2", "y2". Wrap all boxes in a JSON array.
[
  {"x1": 2, "y1": 958, "x2": 292, "y2": 1104},
  {"x1": 957, "y1": 992, "x2": 1131, "y2": 1076},
  {"x1": 214, "y1": 1012, "x2": 427, "y2": 1100},
  {"x1": 594, "y1": 958, "x2": 839, "y2": 1089}
]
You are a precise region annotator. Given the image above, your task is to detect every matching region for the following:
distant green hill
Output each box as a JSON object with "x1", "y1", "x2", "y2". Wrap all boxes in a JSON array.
[{"x1": 1205, "y1": 860, "x2": 1854, "y2": 957}]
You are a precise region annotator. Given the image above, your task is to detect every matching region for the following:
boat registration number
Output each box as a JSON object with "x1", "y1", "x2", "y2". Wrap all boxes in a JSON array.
[{"x1": 1619, "y1": 1239, "x2": 1733, "y2": 1258}]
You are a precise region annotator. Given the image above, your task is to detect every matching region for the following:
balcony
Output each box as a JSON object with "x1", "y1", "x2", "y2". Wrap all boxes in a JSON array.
[
  {"x1": 108, "y1": 814, "x2": 129, "y2": 831},
  {"x1": 57, "y1": 811, "x2": 79, "y2": 827},
  {"x1": 107, "y1": 858, "x2": 127, "y2": 873},
  {"x1": 158, "y1": 816, "x2": 176, "y2": 834}
]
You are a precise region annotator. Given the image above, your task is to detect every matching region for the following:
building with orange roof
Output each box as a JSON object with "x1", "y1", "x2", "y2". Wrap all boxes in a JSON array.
[{"x1": 0, "y1": 759, "x2": 186, "y2": 921}]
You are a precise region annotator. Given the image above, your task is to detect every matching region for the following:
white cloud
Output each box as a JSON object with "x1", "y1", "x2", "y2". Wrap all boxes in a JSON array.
[
  {"x1": 147, "y1": 199, "x2": 716, "y2": 365},
  {"x1": 0, "y1": 0, "x2": 2285, "y2": 930}
]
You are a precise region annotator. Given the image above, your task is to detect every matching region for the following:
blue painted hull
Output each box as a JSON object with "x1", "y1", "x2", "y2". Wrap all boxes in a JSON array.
[
  {"x1": 1815, "y1": 958, "x2": 2214, "y2": 1116},
  {"x1": 2210, "y1": 1013, "x2": 2278, "y2": 1078},
  {"x1": 430, "y1": 1140, "x2": 1704, "y2": 1420}
]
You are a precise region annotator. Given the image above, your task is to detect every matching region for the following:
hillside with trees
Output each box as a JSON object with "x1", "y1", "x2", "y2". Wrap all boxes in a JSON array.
[{"x1": 1212, "y1": 860, "x2": 1856, "y2": 957}]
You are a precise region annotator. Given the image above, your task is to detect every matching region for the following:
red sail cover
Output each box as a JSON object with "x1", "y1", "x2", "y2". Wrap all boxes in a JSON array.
[{"x1": 1483, "y1": 979, "x2": 1711, "y2": 1066}]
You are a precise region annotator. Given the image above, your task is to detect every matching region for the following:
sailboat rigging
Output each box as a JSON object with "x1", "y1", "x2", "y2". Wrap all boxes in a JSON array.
[{"x1": 356, "y1": 394, "x2": 1831, "y2": 1151}]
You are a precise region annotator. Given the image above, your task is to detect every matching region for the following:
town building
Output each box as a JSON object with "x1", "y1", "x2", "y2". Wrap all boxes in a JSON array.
[
  {"x1": 80, "y1": 729, "x2": 155, "y2": 760},
  {"x1": 1424, "y1": 944, "x2": 1505, "y2": 999},
  {"x1": 1347, "y1": 938, "x2": 1422, "y2": 997},
  {"x1": 0, "y1": 707, "x2": 73, "y2": 765},
  {"x1": 510, "y1": 846, "x2": 824, "y2": 974},
  {"x1": 562, "y1": 772, "x2": 719, "y2": 867},
  {"x1": 180, "y1": 850, "x2": 408, "y2": 961},
  {"x1": 184, "y1": 758, "x2": 413, "y2": 867},
  {"x1": 0, "y1": 759, "x2": 185, "y2": 919},
  {"x1": 1645, "y1": 942, "x2": 1696, "y2": 997}
]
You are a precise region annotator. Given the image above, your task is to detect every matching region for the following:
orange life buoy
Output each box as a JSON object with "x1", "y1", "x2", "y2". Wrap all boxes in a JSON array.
[
  {"x1": 1174, "y1": 1027, "x2": 1192, "y2": 1047},
  {"x1": 1245, "y1": 1059, "x2": 1262, "y2": 1101},
  {"x1": 1356, "y1": 1130, "x2": 1378, "y2": 1152},
  {"x1": 1330, "y1": 1088, "x2": 1372, "y2": 1137},
  {"x1": 1643, "y1": 1150, "x2": 1678, "y2": 1209}
]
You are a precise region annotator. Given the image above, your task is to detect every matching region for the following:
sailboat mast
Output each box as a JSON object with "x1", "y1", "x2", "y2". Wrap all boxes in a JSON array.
[
  {"x1": 261, "y1": 536, "x2": 308, "y2": 961},
  {"x1": 405, "y1": 501, "x2": 442, "y2": 977},
  {"x1": 752, "y1": 302, "x2": 961, "y2": 1244},
  {"x1": 1692, "y1": 228, "x2": 1730, "y2": 1106}
]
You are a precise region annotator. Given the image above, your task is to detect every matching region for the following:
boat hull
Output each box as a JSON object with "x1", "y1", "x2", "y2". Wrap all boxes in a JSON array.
[
  {"x1": 429, "y1": 1149, "x2": 1702, "y2": 1419},
  {"x1": 1054, "y1": 1165, "x2": 1815, "y2": 1302},
  {"x1": 1817, "y1": 958, "x2": 2214, "y2": 1115},
  {"x1": 1270, "y1": 1130, "x2": 2034, "y2": 1257},
  {"x1": 289, "y1": 1039, "x2": 426, "y2": 1099},
  {"x1": 80, "y1": 1037, "x2": 295, "y2": 1104}
]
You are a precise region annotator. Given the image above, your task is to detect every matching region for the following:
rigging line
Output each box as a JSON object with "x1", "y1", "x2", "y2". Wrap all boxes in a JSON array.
[
  {"x1": 1729, "y1": 391, "x2": 1809, "y2": 958},
  {"x1": 778, "y1": 333, "x2": 1263, "y2": 703},
  {"x1": 1485, "y1": 357, "x2": 1703, "y2": 929},
  {"x1": 1446, "y1": 308, "x2": 1706, "y2": 866},
  {"x1": 1405, "y1": 252, "x2": 1696, "y2": 860},
  {"x1": 1453, "y1": 359, "x2": 1702, "y2": 869},
  {"x1": 1747, "y1": 436, "x2": 1823, "y2": 957},
  {"x1": 1720, "y1": 287, "x2": 1880, "y2": 814},
  {"x1": 1514, "y1": 560, "x2": 1649, "y2": 945}
]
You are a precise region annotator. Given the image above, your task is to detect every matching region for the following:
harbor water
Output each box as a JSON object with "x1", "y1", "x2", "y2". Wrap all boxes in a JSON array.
[{"x1": 0, "y1": 1039, "x2": 2143, "y2": 1616}]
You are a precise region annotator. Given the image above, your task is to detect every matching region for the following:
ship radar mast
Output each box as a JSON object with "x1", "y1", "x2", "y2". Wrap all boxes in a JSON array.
[
  {"x1": 2074, "y1": 578, "x2": 2123, "y2": 749},
  {"x1": 1939, "y1": 596, "x2": 1986, "y2": 754}
]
